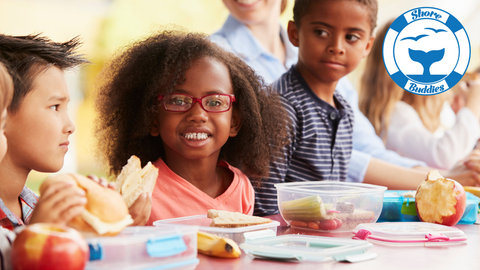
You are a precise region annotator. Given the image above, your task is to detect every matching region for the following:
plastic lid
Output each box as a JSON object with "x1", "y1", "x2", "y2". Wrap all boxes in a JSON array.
[
  {"x1": 240, "y1": 233, "x2": 375, "y2": 263},
  {"x1": 352, "y1": 222, "x2": 467, "y2": 246}
]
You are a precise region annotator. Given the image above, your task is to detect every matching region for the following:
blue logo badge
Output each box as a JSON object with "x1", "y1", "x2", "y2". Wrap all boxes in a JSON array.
[{"x1": 383, "y1": 7, "x2": 471, "y2": 95}]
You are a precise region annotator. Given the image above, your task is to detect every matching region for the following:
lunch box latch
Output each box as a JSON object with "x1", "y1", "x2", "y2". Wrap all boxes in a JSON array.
[
  {"x1": 88, "y1": 243, "x2": 104, "y2": 261},
  {"x1": 146, "y1": 234, "x2": 187, "y2": 257}
]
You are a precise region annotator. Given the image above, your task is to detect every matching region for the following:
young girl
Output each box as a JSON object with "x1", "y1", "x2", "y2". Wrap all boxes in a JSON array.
[
  {"x1": 94, "y1": 29, "x2": 287, "y2": 224},
  {"x1": 359, "y1": 19, "x2": 480, "y2": 170}
]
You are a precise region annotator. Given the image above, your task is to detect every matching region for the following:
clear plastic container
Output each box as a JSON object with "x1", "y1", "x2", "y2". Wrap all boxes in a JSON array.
[
  {"x1": 85, "y1": 226, "x2": 198, "y2": 270},
  {"x1": 153, "y1": 215, "x2": 280, "y2": 245},
  {"x1": 275, "y1": 181, "x2": 387, "y2": 233},
  {"x1": 378, "y1": 190, "x2": 480, "y2": 224}
]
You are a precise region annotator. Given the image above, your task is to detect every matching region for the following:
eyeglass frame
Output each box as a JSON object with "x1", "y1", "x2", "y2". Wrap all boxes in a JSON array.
[{"x1": 157, "y1": 93, "x2": 236, "y2": 113}]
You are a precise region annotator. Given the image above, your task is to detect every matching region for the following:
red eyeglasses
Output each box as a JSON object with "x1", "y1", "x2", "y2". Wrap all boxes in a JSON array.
[{"x1": 158, "y1": 93, "x2": 236, "y2": 113}]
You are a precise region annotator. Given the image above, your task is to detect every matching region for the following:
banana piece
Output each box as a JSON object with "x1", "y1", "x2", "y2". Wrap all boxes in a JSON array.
[
  {"x1": 464, "y1": 186, "x2": 480, "y2": 198},
  {"x1": 197, "y1": 231, "x2": 241, "y2": 258}
]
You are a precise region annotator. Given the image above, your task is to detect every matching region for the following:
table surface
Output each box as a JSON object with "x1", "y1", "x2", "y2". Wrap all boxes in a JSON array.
[{"x1": 194, "y1": 214, "x2": 480, "y2": 270}]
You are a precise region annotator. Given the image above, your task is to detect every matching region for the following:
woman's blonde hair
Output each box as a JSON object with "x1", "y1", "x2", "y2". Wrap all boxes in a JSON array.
[
  {"x1": 0, "y1": 62, "x2": 13, "y2": 113},
  {"x1": 359, "y1": 19, "x2": 449, "y2": 142}
]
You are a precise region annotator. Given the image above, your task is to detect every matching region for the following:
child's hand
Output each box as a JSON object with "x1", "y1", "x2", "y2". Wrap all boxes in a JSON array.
[
  {"x1": 87, "y1": 174, "x2": 116, "y2": 190},
  {"x1": 128, "y1": 193, "x2": 152, "y2": 226},
  {"x1": 29, "y1": 181, "x2": 87, "y2": 225}
]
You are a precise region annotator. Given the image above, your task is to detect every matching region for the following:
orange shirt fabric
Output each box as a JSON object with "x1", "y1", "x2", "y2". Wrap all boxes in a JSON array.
[{"x1": 147, "y1": 158, "x2": 255, "y2": 225}]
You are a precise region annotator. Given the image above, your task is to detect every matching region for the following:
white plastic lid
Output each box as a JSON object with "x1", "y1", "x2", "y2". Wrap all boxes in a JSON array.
[
  {"x1": 240, "y1": 233, "x2": 375, "y2": 263},
  {"x1": 352, "y1": 222, "x2": 467, "y2": 246}
]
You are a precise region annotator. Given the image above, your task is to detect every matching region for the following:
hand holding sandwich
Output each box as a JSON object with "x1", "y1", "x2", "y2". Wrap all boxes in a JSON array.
[
  {"x1": 29, "y1": 181, "x2": 87, "y2": 225},
  {"x1": 115, "y1": 155, "x2": 158, "y2": 226},
  {"x1": 128, "y1": 192, "x2": 152, "y2": 226},
  {"x1": 88, "y1": 173, "x2": 152, "y2": 226}
]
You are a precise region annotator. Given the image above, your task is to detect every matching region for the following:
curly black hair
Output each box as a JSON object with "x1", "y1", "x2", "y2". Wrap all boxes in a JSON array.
[
  {"x1": 0, "y1": 33, "x2": 89, "y2": 113},
  {"x1": 95, "y1": 29, "x2": 288, "y2": 185}
]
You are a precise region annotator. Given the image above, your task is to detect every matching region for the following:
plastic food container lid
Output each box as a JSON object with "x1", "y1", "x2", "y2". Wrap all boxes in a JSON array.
[
  {"x1": 352, "y1": 222, "x2": 467, "y2": 246},
  {"x1": 153, "y1": 215, "x2": 280, "y2": 233},
  {"x1": 239, "y1": 230, "x2": 376, "y2": 263},
  {"x1": 275, "y1": 181, "x2": 387, "y2": 194}
]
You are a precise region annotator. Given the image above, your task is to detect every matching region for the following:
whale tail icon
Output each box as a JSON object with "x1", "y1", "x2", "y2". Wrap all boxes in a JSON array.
[{"x1": 408, "y1": 48, "x2": 445, "y2": 76}]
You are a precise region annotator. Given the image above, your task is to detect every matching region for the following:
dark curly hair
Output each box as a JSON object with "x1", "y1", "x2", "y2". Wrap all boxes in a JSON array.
[
  {"x1": 95, "y1": 29, "x2": 288, "y2": 185},
  {"x1": 0, "y1": 34, "x2": 88, "y2": 113},
  {"x1": 293, "y1": 0, "x2": 378, "y2": 32}
]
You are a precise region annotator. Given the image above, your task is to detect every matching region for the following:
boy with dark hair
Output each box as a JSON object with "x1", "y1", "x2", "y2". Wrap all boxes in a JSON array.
[
  {"x1": 0, "y1": 34, "x2": 89, "y2": 229},
  {"x1": 255, "y1": 0, "x2": 376, "y2": 215}
]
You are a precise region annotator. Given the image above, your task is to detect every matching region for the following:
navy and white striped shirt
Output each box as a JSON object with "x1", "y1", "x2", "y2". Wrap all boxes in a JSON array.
[{"x1": 254, "y1": 66, "x2": 354, "y2": 216}]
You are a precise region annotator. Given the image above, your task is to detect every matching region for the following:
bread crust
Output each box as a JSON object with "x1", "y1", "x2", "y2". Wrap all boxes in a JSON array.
[{"x1": 207, "y1": 209, "x2": 272, "y2": 228}]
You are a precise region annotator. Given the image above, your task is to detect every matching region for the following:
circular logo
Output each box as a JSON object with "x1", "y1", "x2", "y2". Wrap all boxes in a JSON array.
[{"x1": 383, "y1": 7, "x2": 471, "y2": 95}]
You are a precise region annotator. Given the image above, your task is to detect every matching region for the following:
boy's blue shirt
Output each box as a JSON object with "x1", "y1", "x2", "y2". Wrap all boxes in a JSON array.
[{"x1": 211, "y1": 15, "x2": 426, "y2": 185}]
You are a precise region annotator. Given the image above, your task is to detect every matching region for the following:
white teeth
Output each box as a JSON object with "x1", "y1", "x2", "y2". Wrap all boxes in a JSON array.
[
  {"x1": 236, "y1": 0, "x2": 258, "y2": 4},
  {"x1": 183, "y1": 133, "x2": 209, "y2": 140}
]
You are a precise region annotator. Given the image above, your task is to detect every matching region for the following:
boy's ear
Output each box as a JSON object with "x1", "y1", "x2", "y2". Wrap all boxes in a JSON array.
[
  {"x1": 150, "y1": 118, "x2": 160, "y2": 137},
  {"x1": 287, "y1": 20, "x2": 300, "y2": 47},
  {"x1": 229, "y1": 109, "x2": 242, "y2": 137},
  {"x1": 363, "y1": 35, "x2": 375, "y2": 58}
]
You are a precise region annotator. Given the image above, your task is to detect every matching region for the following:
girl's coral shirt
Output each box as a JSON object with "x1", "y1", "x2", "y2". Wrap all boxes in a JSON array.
[{"x1": 146, "y1": 158, "x2": 254, "y2": 225}]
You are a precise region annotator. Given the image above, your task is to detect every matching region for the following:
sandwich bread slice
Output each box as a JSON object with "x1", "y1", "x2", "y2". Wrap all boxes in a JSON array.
[
  {"x1": 116, "y1": 155, "x2": 159, "y2": 207},
  {"x1": 207, "y1": 209, "x2": 272, "y2": 228}
]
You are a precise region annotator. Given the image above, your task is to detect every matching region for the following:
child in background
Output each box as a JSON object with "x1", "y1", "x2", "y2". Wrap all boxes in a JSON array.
[
  {"x1": 0, "y1": 34, "x2": 90, "y2": 228},
  {"x1": 94, "y1": 29, "x2": 287, "y2": 224},
  {"x1": 359, "y1": 20, "x2": 480, "y2": 170},
  {"x1": 255, "y1": 0, "x2": 376, "y2": 216}
]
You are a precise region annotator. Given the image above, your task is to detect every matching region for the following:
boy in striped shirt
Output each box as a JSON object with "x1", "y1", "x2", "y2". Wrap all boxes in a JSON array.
[{"x1": 255, "y1": 0, "x2": 377, "y2": 216}]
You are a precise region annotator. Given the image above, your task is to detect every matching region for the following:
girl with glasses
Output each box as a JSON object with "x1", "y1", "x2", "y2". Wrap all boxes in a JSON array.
[{"x1": 94, "y1": 29, "x2": 288, "y2": 223}]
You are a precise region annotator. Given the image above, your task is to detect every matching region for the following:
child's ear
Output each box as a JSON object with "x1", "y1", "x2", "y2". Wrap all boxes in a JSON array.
[
  {"x1": 229, "y1": 109, "x2": 242, "y2": 137},
  {"x1": 150, "y1": 118, "x2": 160, "y2": 137},
  {"x1": 287, "y1": 20, "x2": 300, "y2": 47},
  {"x1": 363, "y1": 35, "x2": 375, "y2": 58}
]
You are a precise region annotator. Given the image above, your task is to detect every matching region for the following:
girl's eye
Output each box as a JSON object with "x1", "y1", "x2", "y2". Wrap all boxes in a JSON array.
[
  {"x1": 49, "y1": 105, "x2": 59, "y2": 111},
  {"x1": 346, "y1": 34, "x2": 360, "y2": 42},
  {"x1": 206, "y1": 100, "x2": 223, "y2": 107},
  {"x1": 168, "y1": 98, "x2": 187, "y2": 106}
]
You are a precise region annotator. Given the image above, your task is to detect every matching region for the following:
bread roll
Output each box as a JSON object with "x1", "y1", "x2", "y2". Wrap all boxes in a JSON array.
[{"x1": 40, "y1": 173, "x2": 134, "y2": 237}]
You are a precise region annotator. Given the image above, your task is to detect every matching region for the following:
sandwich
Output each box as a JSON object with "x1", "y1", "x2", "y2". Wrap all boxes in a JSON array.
[
  {"x1": 39, "y1": 173, "x2": 134, "y2": 237},
  {"x1": 115, "y1": 155, "x2": 159, "y2": 207},
  {"x1": 207, "y1": 209, "x2": 272, "y2": 228}
]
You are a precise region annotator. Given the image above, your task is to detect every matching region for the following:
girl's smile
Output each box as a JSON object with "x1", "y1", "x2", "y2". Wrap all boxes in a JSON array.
[{"x1": 150, "y1": 56, "x2": 240, "y2": 161}]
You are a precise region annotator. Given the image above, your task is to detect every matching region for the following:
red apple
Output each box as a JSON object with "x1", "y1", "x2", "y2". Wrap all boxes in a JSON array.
[
  {"x1": 415, "y1": 170, "x2": 466, "y2": 226},
  {"x1": 11, "y1": 223, "x2": 89, "y2": 270}
]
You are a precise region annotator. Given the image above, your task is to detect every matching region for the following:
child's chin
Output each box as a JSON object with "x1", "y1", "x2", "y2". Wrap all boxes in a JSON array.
[{"x1": 35, "y1": 162, "x2": 64, "y2": 174}]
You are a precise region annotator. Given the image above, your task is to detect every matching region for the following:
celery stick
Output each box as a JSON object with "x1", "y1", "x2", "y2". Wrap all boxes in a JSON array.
[{"x1": 281, "y1": 195, "x2": 327, "y2": 221}]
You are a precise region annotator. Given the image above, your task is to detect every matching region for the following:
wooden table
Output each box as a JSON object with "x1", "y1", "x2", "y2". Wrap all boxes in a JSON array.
[{"x1": 195, "y1": 214, "x2": 480, "y2": 270}]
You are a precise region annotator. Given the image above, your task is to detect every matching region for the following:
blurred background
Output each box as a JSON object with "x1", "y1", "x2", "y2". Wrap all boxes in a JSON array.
[{"x1": 1, "y1": 0, "x2": 479, "y2": 193}]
